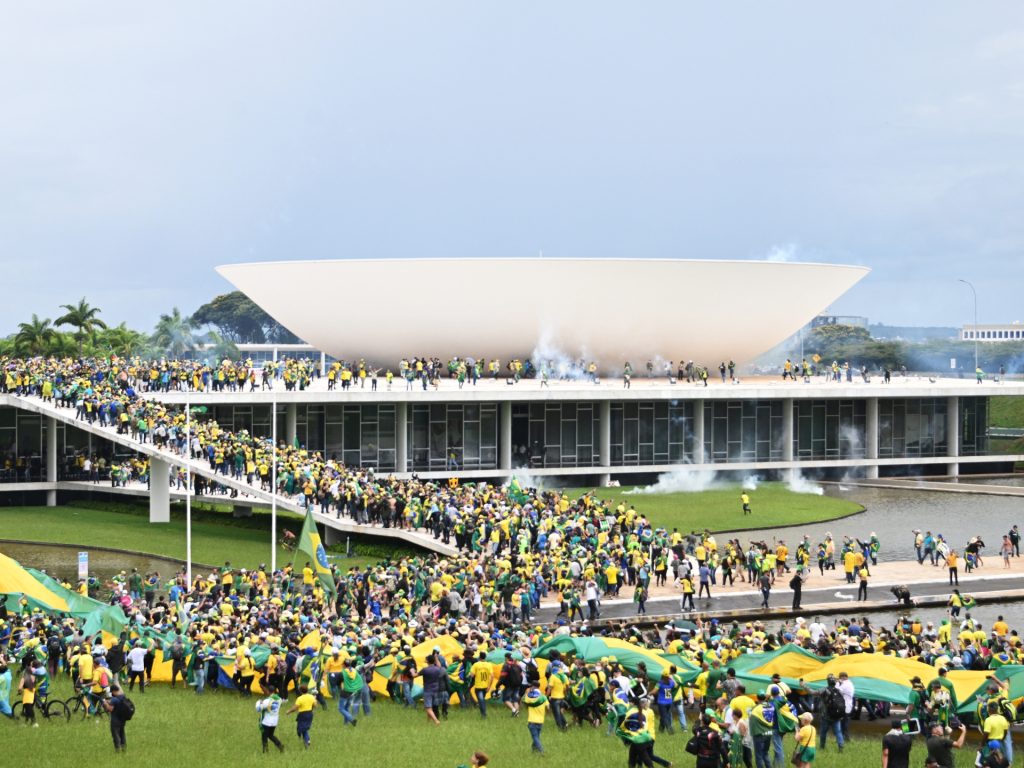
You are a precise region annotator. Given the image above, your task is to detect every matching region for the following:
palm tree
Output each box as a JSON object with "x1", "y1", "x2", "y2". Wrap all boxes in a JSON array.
[
  {"x1": 204, "y1": 329, "x2": 239, "y2": 362},
  {"x1": 151, "y1": 307, "x2": 197, "y2": 358},
  {"x1": 55, "y1": 298, "x2": 107, "y2": 353},
  {"x1": 14, "y1": 314, "x2": 58, "y2": 356},
  {"x1": 98, "y1": 322, "x2": 148, "y2": 358}
]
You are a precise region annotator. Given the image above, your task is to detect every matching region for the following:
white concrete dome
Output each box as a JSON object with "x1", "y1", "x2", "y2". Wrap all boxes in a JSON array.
[{"x1": 216, "y1": 258, "x2": 868, "y2": 369}]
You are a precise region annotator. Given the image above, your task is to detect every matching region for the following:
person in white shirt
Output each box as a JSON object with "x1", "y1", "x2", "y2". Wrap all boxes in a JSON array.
[
  {"x1": 126, "y1": 641, "x2": 148, "y2": 693},
  {"x1": 255, "y1": 688, "x2": 284, "y2": 752},
  {"x1": 836, "y1": 672, "x2": 855, "y2": 740}
]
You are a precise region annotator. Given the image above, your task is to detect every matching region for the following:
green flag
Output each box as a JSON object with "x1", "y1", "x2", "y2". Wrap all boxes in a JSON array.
[{"x1": 299, "y1": 508, "x2": 336, "y2": 597}]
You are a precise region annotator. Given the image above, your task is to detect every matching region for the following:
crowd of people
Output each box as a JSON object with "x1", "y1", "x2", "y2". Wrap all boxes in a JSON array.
[{"x1": 1, "y1": 355, "x2": 1022, "y2": 766}]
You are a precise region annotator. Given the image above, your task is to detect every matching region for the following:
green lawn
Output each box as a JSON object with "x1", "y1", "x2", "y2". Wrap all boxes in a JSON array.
[
  {"x1": 988, "y1": 395, "x2": 1024, "y2": 428},
  {"x1": 0, "y1": 676, "x2": 963, "y2": 768},
  {"x1": 0, "y1": 504, "x2": 379, "y2": 573},
  {"x1": 566, "y1": 483, "x2": 862, "y2": 532}
]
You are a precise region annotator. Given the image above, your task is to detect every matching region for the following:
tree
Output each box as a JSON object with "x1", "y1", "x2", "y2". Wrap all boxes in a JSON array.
[
  {"x1": 202, "y1": 329, "x2": 240, "y2": 362},
  {"x1": 807, "y1": 324, "x2": 872, "y2": 360},
  {"x1": 191, "y1": 291, "x2": 299, "y2": 344},
  {"x1": 13, "y1": 314, "x2": 57, "y2": 356},
  {"x1": 55, "y1": 297, "x2": 107, "y2": 353},
  {"x1": 151, "y1": 307, "x2": 197, "y2": 358},
  {"x1": 97, "y1": 322, "x2": 148, "y2": 358}
]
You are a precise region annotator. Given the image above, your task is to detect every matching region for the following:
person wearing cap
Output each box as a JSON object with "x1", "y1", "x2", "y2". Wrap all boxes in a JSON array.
[
  {"x1": 126, "y1": 640, "x2": 147, "y2": 693},
  {"x1": 982, "y1": 694, "x2": 1012, "y2": 764},
  {"x1": 792, "y1": 711, "x2": 816, "y2": 767},
  {"x1": 925, "y1": 720, "x2": 966, "y2": 768},
  {"x1": 881, "y1": 716, "x2": 914, "y2": 768},
  {"x1": 522, "y1": 682, "x2": 548, "y2": 753}
]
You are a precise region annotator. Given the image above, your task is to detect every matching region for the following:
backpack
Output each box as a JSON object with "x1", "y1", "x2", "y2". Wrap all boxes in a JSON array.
[
  {"x1": 47, "y1": 635, "x2": 62, "y2": 654},
  {"x1": 118, "y1": 697, "x2": 135, "y2": 721},
  {"x1": 170, "y1": 645, "x2": 185, "y2": 662},
  {"x1": 823, "y1": 687, "x2": 846, "y2": 720}
]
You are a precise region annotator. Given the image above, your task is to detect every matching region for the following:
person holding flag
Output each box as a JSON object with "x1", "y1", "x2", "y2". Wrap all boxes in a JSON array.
[{"x1": 298, "y1": 508, "x2": 336, "y2": 603}]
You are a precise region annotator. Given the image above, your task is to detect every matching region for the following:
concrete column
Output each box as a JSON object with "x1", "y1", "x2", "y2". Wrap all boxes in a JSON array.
[
  {"x1": 319, "y1": 352, "x2": 326, "y2": 378},
  {"x1": 149, "y1": 457, "x2": 170, "y2": 523},
  {"x1": 782, "y1": 398, "x2": 795, "y2": 483},
  {"x1": 598, "y1": 400, "x2": 611, "y2": 487},
  {"x1": 286, "y1": 403, "x2": 298, "y2": 448},
  {"x1": 691, "y1": 400, "x2": 705, "y2": 465},
  {"x1": 46, "y1": 416, "x2": 58, "y2": 507},
  {"x1": 499, "y1": 401, "x2": 512, "y2": 471},
  {"x1": 947, "y1": 395, "x2": 960, "y2": 478},
  {"x1": 865, "y1": 397, "x2": 879, "y2": 479},
  {"x1": 396, "y1": 402, "x2": 408, "y2": 473}
]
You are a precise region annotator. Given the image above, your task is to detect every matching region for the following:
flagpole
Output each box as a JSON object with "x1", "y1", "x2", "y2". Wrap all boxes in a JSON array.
[
  {"x1": 271, "y1": 386, "x2": 277, "y2": 573},
  {"x1": 185, "y1": 389, "x2": 192, "y2": 586}
]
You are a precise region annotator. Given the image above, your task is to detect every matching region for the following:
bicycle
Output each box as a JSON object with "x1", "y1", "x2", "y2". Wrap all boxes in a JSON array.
[
  {"x1": 11, "y1": 692, "x2": 70, "y2": 723},
  {"x1": 67, "y1": 687, "x2": 108, "y2": 720}
]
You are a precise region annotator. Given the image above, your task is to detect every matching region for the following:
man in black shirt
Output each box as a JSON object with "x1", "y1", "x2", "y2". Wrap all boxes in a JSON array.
[
  {"x1": 925, "y1": 721, "x2": 966, "y2": 768},
  {"x1": 881, "y1": 719, "x2": 914, "y2": 768},
  {"x1": 103, "y1": 684, "x2": 132, "y2": 752}
]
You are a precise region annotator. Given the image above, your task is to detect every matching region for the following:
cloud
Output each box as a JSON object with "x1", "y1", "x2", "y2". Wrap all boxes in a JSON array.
[{"x1": 765, "y1": 243, "x2": 798, "y2": 263}]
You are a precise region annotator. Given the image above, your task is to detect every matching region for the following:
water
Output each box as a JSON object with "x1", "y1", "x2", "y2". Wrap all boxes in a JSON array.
[
  {"x1": 732, "y1": 485, "x2": 1022, "y2": 560},
  {"x1": 1, "y1": 541, "x2": 184, "y2": 583}
]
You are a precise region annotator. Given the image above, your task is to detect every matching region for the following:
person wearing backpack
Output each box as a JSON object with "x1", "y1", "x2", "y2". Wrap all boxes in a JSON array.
[
  {"x1": 104, "y1": 683, "x2": 134, "y2": 753},
  {"x1": 817, "y1": 677, "x2": 846, "y2": 752},
  {"x1": 46, "y1": 631, "x2": 63, "y2": 677}
]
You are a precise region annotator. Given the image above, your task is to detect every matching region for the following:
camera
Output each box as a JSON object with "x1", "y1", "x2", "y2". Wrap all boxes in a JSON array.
[{"x1": 949, "y1": 716, "x2": 963, "y2": 729}]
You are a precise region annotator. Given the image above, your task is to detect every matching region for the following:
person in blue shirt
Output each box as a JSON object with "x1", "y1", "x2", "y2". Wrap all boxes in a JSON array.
[{"x1": 655, "y1": 671, "x2": 676, "y2": 733}]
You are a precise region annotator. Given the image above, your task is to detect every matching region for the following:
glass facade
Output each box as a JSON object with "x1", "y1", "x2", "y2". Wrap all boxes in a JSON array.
[
  {"x1": 878, "y1": 398, "x2": 948, "y2": 458},
  {"x1": 0, "y1": 394, "x2": 1008, "y2": 482},
  {"x1": 511, "y1": 402, "x2": 600, "y2": 468},
  {"x1": 408, "y1": 403, "x2": 498, "y2": 472},
  {"x1": 959, "y1": 397, "x2": 988, "y2": 456},
  {"x1": 702, "y1": 400, "x2": 784, "y2": 463},
  {"x1": 610, "y1": 401, "x2": 694, "y2": 466},
  {"x1": 793, "y1": 399, "x2": 867, "y2": 460}
]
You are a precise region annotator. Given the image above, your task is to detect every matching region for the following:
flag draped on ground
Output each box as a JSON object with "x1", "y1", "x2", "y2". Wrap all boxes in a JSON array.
[{"x1": 298, "y1": 509, "x2": 336, "y2": 597}]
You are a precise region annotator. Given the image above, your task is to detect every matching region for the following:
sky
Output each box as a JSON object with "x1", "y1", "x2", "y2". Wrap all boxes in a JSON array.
[{"x1": 2, "y1": 2, "x2": 1023, "y2": 336}]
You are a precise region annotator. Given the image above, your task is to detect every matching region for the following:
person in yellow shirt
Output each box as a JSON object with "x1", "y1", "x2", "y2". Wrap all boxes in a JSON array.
[
  {"x1": 522, "y1": 684, "x2": 548, "y2": 754},
  {"x1": 470, "y1": 651, "x2": 493, "y2": 718},
  {"x1": 286, "y1": 684, "x2": 317, "y2": 748},
  {"x1": 857, "y1": 566, "x2": 869, "y2": 601},
  {"x1": 793, "y1": 712, "x2": 816, "y2": 767},
  {"x1": 947, "y1": 550, "x2": 960, "y2": 586}
]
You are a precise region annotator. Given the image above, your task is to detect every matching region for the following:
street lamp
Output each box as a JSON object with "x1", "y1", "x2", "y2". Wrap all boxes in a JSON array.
[{"x1": 958, "y1": 278, "x2": 978, "y2": 375}]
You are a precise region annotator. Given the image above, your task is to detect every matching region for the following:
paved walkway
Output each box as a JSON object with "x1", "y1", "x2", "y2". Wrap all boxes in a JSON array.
[{"x1": 535, "y1": 558, "x2": 1024, "y2": 622}]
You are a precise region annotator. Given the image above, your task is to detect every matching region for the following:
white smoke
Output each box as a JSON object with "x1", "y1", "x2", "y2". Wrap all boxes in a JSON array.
[
  {"x1": 506, "y1": 472, "x2": 546, "y2": 491},
  {"x1": 742, "y1": 475, "x2": 761, "y2": 491},
  {"x1": 625, "y1": 467, "x2": 720, "y2": 494},
  {"x1": 530, "y1": 329, "x2": 591, "y2": 380},
  {"x1": 786, "y1": 471, "x2": 824, "y2": 495}
]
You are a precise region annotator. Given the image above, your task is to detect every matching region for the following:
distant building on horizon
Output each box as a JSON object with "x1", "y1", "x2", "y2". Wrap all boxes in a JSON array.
[{"x1": 962, "y1": 323, "x2": 1024, "y2": 343}]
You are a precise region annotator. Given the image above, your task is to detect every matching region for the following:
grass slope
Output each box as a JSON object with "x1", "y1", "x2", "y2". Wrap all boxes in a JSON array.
[
  {"x1": 0, "y1": 504, "x2": 378, "y2": 573},
  {"x1": 0, "y1": 677, "x2": 937, "y2": 768},
  {"x1": 566, "y1": 483, "x2": 862, "y2": 533}
]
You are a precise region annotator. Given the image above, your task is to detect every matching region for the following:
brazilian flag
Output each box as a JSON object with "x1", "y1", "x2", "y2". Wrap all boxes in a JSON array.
[
  {"x1": 616, "y1": 706, "x2": 654, "y2": 744},
  {"x1": 299, "y1": 508, "x2": 336, "y2": 597},
  {"x1": 507, "y1": 477, "x2": 530, "y2": 506},
  {"x1": 567, "y1": 677, "x2": 596, "y2": 708}
]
